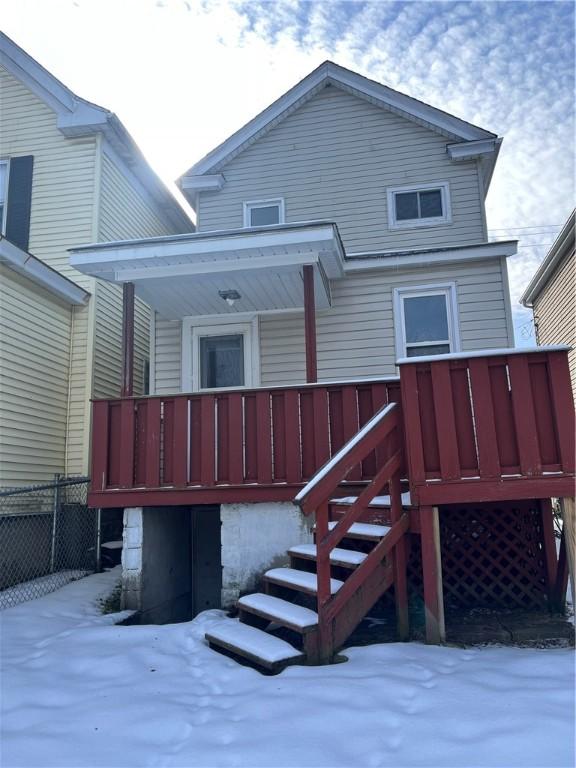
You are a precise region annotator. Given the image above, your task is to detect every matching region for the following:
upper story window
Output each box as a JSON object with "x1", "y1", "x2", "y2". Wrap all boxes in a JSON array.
[
  {"x1": 387, "y1": 182, "x2": 451, "y2": 229},
  {"x1": 394, "y1": 284, "x2": 460, "y2": 358},
  {"x1": 0, "y1": 160, "x2": 8, "y2": 234},
  {"x1": 243, "y1": 198, "x2": 285, "y2": 227}
]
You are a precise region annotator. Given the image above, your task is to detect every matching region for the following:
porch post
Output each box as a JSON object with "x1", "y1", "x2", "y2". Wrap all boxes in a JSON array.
[
  {"x1": 303, "y1": 265, "x2": 317, "y2": 383},
  {"x1": 121, "y1": 281, "x2": 135, "y2": 397},
  {"x1": 420, "y1": 505, "x2": 446, "y2": 644}
]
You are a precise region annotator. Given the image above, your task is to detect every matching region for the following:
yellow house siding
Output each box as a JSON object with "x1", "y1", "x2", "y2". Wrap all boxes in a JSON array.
[
  {"x1": 94, "y1": 151, "x2": 179, "y2": 398},
  {"x1": 533, "y1": 248, "x2": 576, "y2": 391},
  {"x1": 0, "y1": 265, "x2": 72, "y2": 485},
  {"x1": 0, "y1": 64, "x2": 98, "y2": 480}
]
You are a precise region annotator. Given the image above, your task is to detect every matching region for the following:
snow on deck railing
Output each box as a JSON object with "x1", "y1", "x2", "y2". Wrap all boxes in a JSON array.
[
  {"x1": 294, "y1": 402, "x2": 396, "y2": 505},
  {"x1": 396, "y1": 345, "x2": 571, "y2": 366}
]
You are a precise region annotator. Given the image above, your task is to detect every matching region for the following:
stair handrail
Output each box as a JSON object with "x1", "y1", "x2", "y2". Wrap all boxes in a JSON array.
[{"x1": 294, "y1": 402, "x2": 409, "y2": 660}]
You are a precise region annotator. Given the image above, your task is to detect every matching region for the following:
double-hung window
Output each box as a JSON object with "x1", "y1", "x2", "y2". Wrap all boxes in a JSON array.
[
  {"x1": 387, "y1": 182, "x2": 451, "y2": 229},
  {"x1": 243, "y1": 199, "x2": 285, "y2": 227},
  {"x1": 394, "y1": 284, "x2": 460, "y2": 358}
]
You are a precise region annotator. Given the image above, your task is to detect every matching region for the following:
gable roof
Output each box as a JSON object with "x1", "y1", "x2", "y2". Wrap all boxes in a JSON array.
[
  {"x1": 520, "y1": 209, "x2": 575, "y2": 307},
  {"x1": 0, "y1": 31, "x2": 192, "y2": 232},
  {"x1": 179, "y1": 60, "x2": 500, "y2": 189}
]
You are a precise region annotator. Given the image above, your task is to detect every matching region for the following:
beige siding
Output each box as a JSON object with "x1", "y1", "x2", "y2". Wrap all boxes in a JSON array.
[
  {"x1": 0, "y1": 265, "x2": 72, "y2": 485},
  {"x1": 153, "y1": 258, "x2": 511, "y2": 392},
  {"x1": 152, "y1": 314, "x2": 182, "y2": 394},
  {"x1": 0, "y1": 65, "x2": 97, "y2": 479},
  {"x1": 93, "y1": 151, "x2": 181, "y2": 398},
  {"x1": 198, "y1": 86, "x2": 485, "y2": 252},
  {"x1": 533, "y1": 248, "x2": 576, "y2": 391}
]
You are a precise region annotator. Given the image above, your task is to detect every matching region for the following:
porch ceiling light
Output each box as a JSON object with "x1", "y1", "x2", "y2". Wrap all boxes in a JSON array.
[{"x1": 219, "y1": 289, "x2": 241, "y2": 306}]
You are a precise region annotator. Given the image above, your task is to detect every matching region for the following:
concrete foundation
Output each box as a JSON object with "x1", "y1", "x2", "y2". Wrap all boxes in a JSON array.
[
  {"x1": 220, "y1": 501, "x2": 313, "y2": 607},
  {"x1": 121, "y1": 506, "x2": 192, "y2": 623}
]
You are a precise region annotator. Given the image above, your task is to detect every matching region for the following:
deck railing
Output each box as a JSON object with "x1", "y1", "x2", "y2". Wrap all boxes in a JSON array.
[
  {"x1": 399, "y1": 347, "x2": 575, "y2": 504},
  {"x1": 90, "y1": 378, "x2": 402, "y2": 501}
]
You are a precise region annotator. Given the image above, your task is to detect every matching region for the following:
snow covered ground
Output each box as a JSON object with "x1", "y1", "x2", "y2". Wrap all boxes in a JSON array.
[{"x1": 1, "y1": 569, "x2": 574, "y2": 768}]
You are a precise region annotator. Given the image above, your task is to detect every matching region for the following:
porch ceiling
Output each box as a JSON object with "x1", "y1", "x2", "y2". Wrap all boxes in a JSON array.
[{"x1": 69, "y1": 222, "x2": 345, "y2": 319}]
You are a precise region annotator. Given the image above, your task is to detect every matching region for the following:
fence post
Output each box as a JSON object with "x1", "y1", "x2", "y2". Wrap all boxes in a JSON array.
[
  {"x1": 96, "y1": 508, "x2": 102, "y2": 573},
  {"x1": 50, "y1": 474, "x2": 61, "y2": 573}
]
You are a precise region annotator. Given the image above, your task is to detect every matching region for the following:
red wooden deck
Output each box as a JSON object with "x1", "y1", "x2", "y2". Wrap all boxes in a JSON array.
[{"x1": 89, "y1": 348, "x2": 574, "y2": 510}]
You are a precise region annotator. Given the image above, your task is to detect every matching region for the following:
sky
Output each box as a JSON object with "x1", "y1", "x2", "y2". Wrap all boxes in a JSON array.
[{"x1": 1, "y1": 0, "x2": 574, "y2": 342}]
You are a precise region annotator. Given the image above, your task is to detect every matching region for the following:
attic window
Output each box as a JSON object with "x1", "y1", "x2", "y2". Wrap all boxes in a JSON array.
[
  {"x1": 244, "y1": 199, "x2": 285, "y2": 227},
  {"x1": 387, "y1": 182, "x2": 451, "y2": 229}
]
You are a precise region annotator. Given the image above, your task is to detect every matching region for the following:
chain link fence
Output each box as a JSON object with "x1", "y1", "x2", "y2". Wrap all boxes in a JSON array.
[{"x1": 0, "y1": 476, "x2": 99, "y2": 609}]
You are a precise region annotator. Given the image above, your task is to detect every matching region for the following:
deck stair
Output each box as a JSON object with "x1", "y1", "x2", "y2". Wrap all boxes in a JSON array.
[{"x1": 205, "y1": 402, "x2": 412, "y2": 673}]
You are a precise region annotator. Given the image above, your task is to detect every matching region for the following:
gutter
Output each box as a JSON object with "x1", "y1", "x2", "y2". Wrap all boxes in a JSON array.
[{"x1": 0, "y1": 236, "x2": 90, "y2": 305}]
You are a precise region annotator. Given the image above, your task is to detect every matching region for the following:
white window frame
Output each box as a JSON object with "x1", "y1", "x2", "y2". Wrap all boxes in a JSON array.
[
  {"x1": 243, "y1": 198, "x2": 285, "y2": 228},
  {"x1": 393, "y1": 283, "x2": 461, "y2": 359},
  {"x1": 181, "y1": 314, "x2": 260, "y2": 392},
  {"x1": 0, "y1": 158, "x2": 10, "y2": 235},
  {"x1": 387, "y1": 182, "x2": 452, "y2": 230}
]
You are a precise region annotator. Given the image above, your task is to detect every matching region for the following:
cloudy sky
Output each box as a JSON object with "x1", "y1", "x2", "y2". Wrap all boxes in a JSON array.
[{"x1": 2, "y1": 0, "x2": 574, "y2": 341}]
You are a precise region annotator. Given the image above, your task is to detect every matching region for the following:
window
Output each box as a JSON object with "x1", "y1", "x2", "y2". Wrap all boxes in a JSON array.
[
  {"x1": 0, "y1": 160, "x2": 8, "y2": 234},
  {"x1": 394, "y1": 285, "x2": 460, "y2": 359},
  {"x1": 243, "y1": 199, "x2": 285, "y2": 227},
  {"x1": 183, "y1": 318, "x2": 260, "y2": 392},
  {"x1": 387, "y1": 182, "x2": 451, "y2": 229},
  {"x1": 200, "y1": 334, "x2": 244, "y2": 389}
]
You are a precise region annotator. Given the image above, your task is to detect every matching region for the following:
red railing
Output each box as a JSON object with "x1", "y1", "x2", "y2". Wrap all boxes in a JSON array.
[
  {"x1": 400, "y1": 347, "x2": 575, "y2": 505},
  {"x1": 295, "y1": 402, "x2": 409, "y2": 661},
  {"x1": 90, "y1": 378, "x2": 402, "y2": 503}
]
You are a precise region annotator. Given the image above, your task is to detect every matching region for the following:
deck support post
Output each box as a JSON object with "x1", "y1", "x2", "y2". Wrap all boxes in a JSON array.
[
  {"x1": 420, "y1": 505, "x2": 445, "y2": 644},
  {"x1": 303, "y1": 265, "x2": 317, "y2": 384},
  {"x1": 121, "y1": 281, "x2": 135, "y2": 397},
  {"x1": 390, "y1": 472, "x2": 409, "y2": 640},
  {"x1": 540, "y1": 498, "x2": 559, "y2": 609}
]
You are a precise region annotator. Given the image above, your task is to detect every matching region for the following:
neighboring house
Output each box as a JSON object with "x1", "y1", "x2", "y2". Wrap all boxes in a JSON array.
[
  {"x1": 521, "y1": 209, "x2": 576, "y2": 391},
  {"x1": 0, "y1": 32, "x2": 192, "y2": 486},
  {"x1": 71, "y1": 62, "x2": 574, "y2": 666}
]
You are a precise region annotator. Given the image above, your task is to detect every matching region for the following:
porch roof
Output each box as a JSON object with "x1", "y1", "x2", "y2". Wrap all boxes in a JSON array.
[{"x1": 69, "y1": 222, "x2": 345, "y2": 319}]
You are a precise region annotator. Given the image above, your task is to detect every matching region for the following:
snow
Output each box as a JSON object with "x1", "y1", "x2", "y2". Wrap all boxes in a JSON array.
[
  {"x1": 265, "y1": 567, "x2": 343, "y2": 594},
  {"x1": 332, "y1": 492, "x2": 413, "y2": 507},
  {"x1": 0, "y1": 569, "x2": 92, "y2": 609},
  {"x1": 206, "y1": 619, "x2": 303, "y2": 665},
  {"x1": 2, "y1": 569, "x2": 574, "y2": 768},
  {"x1": 238, "y1": 593, "x2": 318, "y2": 629},
  {"x1": 327, "y1": 520, "x2": 392, "y2": 538},
  {"x1": 289, "y1": 543, "x2": 367, "y2": 566}
]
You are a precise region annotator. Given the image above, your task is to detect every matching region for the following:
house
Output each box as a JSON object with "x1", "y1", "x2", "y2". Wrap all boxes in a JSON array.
[
  {"x1": 69, "y1": 62, "x2": 574, "y2": 668},
  {"x1": 0, "y1": 32, "x2": 193, "y2": 487},
  {"x1": 521, "y1": 210, "x2": 575, "y2": 391}
]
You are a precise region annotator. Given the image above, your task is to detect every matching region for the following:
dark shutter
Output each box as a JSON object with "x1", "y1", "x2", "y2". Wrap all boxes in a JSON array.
[{"x1": 5, "y1": 155, "x2": 34, "y2": 251}]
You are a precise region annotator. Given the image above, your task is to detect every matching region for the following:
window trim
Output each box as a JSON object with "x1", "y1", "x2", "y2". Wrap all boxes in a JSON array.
[
  {"x1": 393, "y1": 283, "x2": 461, "y2": 360},
  {"x1": 387, "y1": 182, "x2": 452, "y2": 230},
  {"x1": 243, "y1": 198, "x2": 285, "y2": 228},
  {"x1": 181, "y1": 314, "x2": 260, "y2": 392},
  {"x1": 0, "y1": 158, "x2": 10, "y2": 235}
]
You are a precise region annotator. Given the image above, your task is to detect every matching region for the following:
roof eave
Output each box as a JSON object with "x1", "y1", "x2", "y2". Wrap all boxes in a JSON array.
[{"x1": 520, "y1": 210, "x2": 576, "y2": 307}]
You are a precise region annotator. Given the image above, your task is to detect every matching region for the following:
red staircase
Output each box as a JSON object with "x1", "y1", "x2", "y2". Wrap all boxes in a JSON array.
[{"x1": 205, "y1": 403, "x2": 412, "y2": 672}]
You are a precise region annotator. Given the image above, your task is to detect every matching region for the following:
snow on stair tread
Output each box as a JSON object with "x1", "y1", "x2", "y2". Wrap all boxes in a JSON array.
[
  {"x1": 330, "y1": 492, "x2": 413, "y2": 507},
  {"x1": 326, "y1": 521, "x2": 391, "y2": 539},
  {"x1": 206, "y1": 620, "x2": 303, "y2": 665},
  {"x1": 288, "y1": 544, "x2": 367, "y2": 566},
  {"x1": 264, "y1": 568, "x2": 343, "y2": 595},
  {"x1": 238, "y1": 593, "x2": 318, "y2": 629}
]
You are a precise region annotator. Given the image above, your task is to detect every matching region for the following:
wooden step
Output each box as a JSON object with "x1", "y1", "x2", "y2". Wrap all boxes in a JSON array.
[
  {"x1": 288, "y1": 543, "x2": 367, "y2": 569},
  {"x1": 330, "y1": 492, "x2": 413, "y2": 508},
  {"x1": 238, "y1": 593, "x2": 318, "y2": 633},
  {"x1": 313, "y1": 521, "x2": 391, "y2": 542},
  {"x1": 264, "y1": 567, "x2": 344, "y2": 596},
  {"x1": 205, "y1": 619, "x2": 303, "y2": 672}
]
